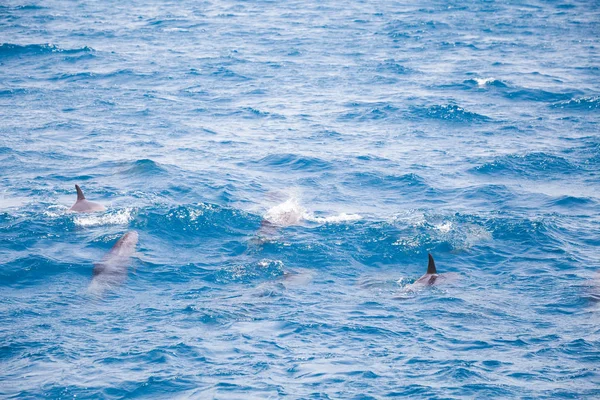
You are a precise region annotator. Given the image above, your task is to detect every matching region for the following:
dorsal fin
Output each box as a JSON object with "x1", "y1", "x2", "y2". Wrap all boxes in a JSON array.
[
  {"x1": 75, "y1": 184, "x2": 85, "y2": 201},
  {"x1": 427, "y1": 253, "x2": 437, "y2": 274}
]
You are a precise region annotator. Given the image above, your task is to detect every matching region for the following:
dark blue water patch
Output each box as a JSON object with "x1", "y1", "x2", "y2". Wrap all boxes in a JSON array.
[
  {"x1": 548, "y1": 195, "x2": 596, "y2": 209},
  {"x1": 240, "y1": 107, "x2": 285, "y2": 120},
  {"x1": 483, "y1": 214, "x2": 553, "y2": 246},
  {"x1": 0, "y1": 4, "x2": 46, "y2": 10},
  {"x1": 135, "y1": 203, "x2": 258, "y2": 244},
  {"x1": 440, "y1": 40, "x2": 480, "y2": 50},
  {"x1": 338, "y1": 103, "x2": 399, "y2": 122},
  {"x1": 347, "y1": 217, "x2": 485, "y2": 268},
  {"x1": 252, "y1": 153, "x2": 333, "y2": 173},
  {"x1": 205, "y1": 259, "x2": 285, "y2": 284},
  {"x1": 343, "y1": 171, "x2": 429, "y2": 191},
  {"x1": 0, "y1": 255, "x2": 79, "y2": 287},
  {"x1": 49, "y1": 69, "x2": 156, "y2": 84},
  {"x1": 209, "y1": 66, "x2": 252, "y2": 81},
  {"x1": 470, "y1": 152, "x2": 578, "y2": 179},
  {"x1": 459, "y1": 184, "x2": 516, "y2": 208},
  {"x1": 503, "y1": 88, "x2": 575, "y2": 102},
  {"x1": 375, "y1": 59, "x2": 411, "y2": 75},
  {"x1": 551, "y1": 96, "x2": 600, "y2": 111},
  {"x1": 0, "y1": 43, "x2": 93, "y2": 58},
  {"x1": 408, "y1": 104, "x2": 491, "y2": 123},
  {"x1": 0, "y1": 87, "x2": 29, "y2": 97},
  {"x1": 117, "y1": 159, "x2": 168, "y2": 177},
  {"x1": 308, "y1": 130, "x2": 344, "y2": 141}
]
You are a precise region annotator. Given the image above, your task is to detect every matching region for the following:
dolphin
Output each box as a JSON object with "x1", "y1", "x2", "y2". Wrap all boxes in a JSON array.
[
  {"x1": 69, "y1": 184, "x2": 106, "y2": 213},
  {"x1": 254, "y1": 198, "x2": 305, "y2": 243},
  {"x1": 412, "y1": 253, "x2": 458, "y2": 287},
  {"x1": 88, "y1": 231, "x2": 139, "y2": 293}
]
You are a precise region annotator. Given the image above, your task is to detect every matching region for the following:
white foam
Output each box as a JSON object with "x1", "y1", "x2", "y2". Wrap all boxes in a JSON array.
[
  {"x1": 392, "y1": 210, "x2": 426, "y2": 227},
  {"x1": 263, "y1": 198, "x2": 306, "y2": 226},
  {"x1": 304, "y1": 212, "x2": 362, "y2": 224},
  {"x1": 43, "y1": 204, "x2": 70, "y2": 218},
  {"x1": 474, "y1": 77, "x2": 496, "y2": 87},
  {"x1": 73, "y1": 208, "x2": 134, "y2": 227},
  {"x1": 263, "y1": 196, "x2": 361, "y2": 226},
  {"x1": 435, "y1": 221, "x2": 453, "y2": 233}
]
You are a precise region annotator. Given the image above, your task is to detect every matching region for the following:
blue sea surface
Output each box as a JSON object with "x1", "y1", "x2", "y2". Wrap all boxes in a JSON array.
[{"x1": 1, "y1": 0, "x2": 600, "y2": 398}]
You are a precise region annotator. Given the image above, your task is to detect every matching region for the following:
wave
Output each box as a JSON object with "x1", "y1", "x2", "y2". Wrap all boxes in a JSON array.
[
  {"x1": 504, "y1": 89, "x2": 573, "y2": 102},
  {"x1": 460, "y1": 184, "x2": 515, "y2": 206},
  {"x1": 49, "y1": 68, "x2": 152, "y2": 83},
  {"x1": 139, "y1": 203, "x2": 256, "y2": 241},
  {"x1": 375, "y1": 59, "x2": 411, "y2": 75},
  {"x1": 0, "y1": 43, "x2": 93, "y2": 58},
  {"x1": 409, "y1": 104, "x2": 491, "y2": 123},
  {"x1": 547, "y1": 195, "x2": 596, "y2": 209},
  {"x1": 343, "y1": 171, "x2": 430, "y2": 192},
  {"x1": 391, "y1": 212, "x2": 492, "y2": 253},
  {"x1": 240, "y1": 107, "x2": 285, "y2": 120},
  {"x1": 0, "y1": 88, "x2": 29, "y2": 97},
  {"x1": 464, "y1": 78, "x2": 508, "y2": 88},
  {"x1": 0, "y1": 4, "x2": 45, "y2": 10},
  {"x1": 0, "y1": 255, "x2": 76, "y2": 287},
  {"x1": 118, "y1": 159, "x2": 168, "y2": 177},
  {"x1": 470, "y1": 152, "x2": 578, "y2": 179},
  {"x1": 338, "y1": 103, "x2": 399, "y2": 121},
  {"x1": 210, "y1": 67, "x2": 252, "y2": 81},
  {"x1": 551, "y1": 96, "x2": 600, "y2": 111},
  {"x1": 461, "y1": 79, "x2": 575, "y2": 103},
  {"x1": 206, "y1": 259, "x2": 285, "y2": 284},
  {"x1": 254, "y1": 153, "x2": 332, "y2": 172}
]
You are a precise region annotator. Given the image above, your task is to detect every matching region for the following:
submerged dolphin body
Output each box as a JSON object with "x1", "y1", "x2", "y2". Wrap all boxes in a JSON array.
[
  {"x1": 89, "y1": 231, "x2": 139, "y2": 293},
  {"x1": 410, "y1": 254, "x2": 458, "y2": 288},
  {"x1": 69, "y1": 184, "x2": 106, "y2": 213}
]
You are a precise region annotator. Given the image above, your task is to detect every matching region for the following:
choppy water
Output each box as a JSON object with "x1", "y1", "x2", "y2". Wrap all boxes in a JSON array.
[{"x1": 1, "y1": 0, "x2": 600, "y2": 398}]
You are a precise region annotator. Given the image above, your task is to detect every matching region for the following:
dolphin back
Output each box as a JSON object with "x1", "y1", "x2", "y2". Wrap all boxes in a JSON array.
[
  {"x1": 89, "y1": 231, "x2": 139, "y2": 292},
  {"x1": 70, "y1": 184, "x2": 106, "y2": 212}
]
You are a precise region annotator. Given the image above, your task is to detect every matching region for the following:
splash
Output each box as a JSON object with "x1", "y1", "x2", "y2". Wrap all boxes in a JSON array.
[
  {"x1": 304, "y1": 212, "x2": 362, "y2": 224},
  {"x1": 474, "y1": 77, "x2": 496, "y2": 87},
  {"x1": 43, "y1": 205, "x2": 70, "y2": 218},
  {"x1": 263, "y1": 197, "x2": 362, "y2": 226},
  {"x1": 263, "y1": 198, "x2": 306, "y2": 226},
  {"x1": 73, "y1": 208, "x2": 134, "y2": 227}
]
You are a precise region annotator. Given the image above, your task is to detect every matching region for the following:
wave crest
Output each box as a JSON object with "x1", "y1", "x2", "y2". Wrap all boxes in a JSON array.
[
  {"x1": 0, "y1": 43, "x2": 93, "y2": 57},
  {"x1": 409, "y1": 104, "x2": 491, "y2": 123}
]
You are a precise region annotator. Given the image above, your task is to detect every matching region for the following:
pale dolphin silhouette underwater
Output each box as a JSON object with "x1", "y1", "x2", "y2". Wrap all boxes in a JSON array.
[
  {"x1": 69, "y1": 184, "x2": 106, "y2": 213},
  {"x1": 88, "y1": 231, "x2": 139, "y2": 294}
]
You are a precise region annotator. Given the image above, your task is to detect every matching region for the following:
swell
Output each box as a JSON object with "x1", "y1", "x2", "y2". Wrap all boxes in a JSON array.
[
  {"x1": 450, "y1": 78, "x2": 579, "y2": 104},
  {"x1": 408, "y1": 104, "x2": 491, "y2": 123},
  {"x1": 0, "y1": 254, "x2": 80, "y2": 287},
  {"x1": 0, "y1": 43, "x2": 93, "y2": 58},
  {"x1": 552, "y1": 96, "x2": 600, "y2": 111},
  {"x1": 470, "y1": 152, "x2": 578, "y2": 179},
  {"x1": 253, "y1": 153, "x2": 333, "y2": 172}
]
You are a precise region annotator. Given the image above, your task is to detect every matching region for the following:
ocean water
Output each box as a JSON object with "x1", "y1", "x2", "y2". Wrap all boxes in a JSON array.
[{"x1": 1, "y1": 0, "x2": 600, "y2": 398}]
